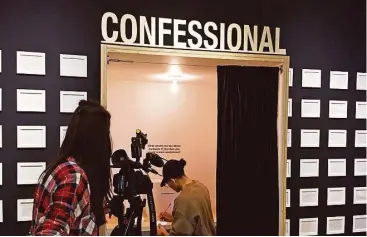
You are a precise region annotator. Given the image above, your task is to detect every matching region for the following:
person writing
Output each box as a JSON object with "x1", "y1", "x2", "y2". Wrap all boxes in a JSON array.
[
  {"x1": 30, "y1": 100, "x2": 112, "y2": 235},
  {"x1": 157, "y1": 159, "x2": 216, "y2": 236}
]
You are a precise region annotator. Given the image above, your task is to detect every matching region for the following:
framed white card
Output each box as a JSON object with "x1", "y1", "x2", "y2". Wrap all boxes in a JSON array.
[
  {"x1": 289, "y1": 68, "x2": 293, "y2": 87},
  {"x1": 60, "y1": 126, "x2": 68, "y2": 147},
  {"x1": 287, "y1": 129, "x2": 292, "y2": 147},
  {"x1": 328, "y1": 159, "x2": 346, "y2": 177},
  {"x1": 286, "y1": 189, "x2": 290, "y2": 207},
  {"x1": 299, "y1": 218, "x2": 318, "y2": 236},
  {"x1": 286, "y1": 159, "x2": 291, "y2": 178},
  {"x1": 353, "y1": 187, "x2": 367, "y2": 204},
  {"x1": 302, "y1": 69, "x2": 321, "y2": 88},
  {"x1": 330, "y1": 71, "x2": 348, "y2": 90},
  {"x1": 17, "y1": 199, "x2": 34, "y2": 222},
  {"x1": 301, "y1": 99, "x2": 320, "y2": 118},
  {"x1": 301, "y1": 129, "x2": 320, "y2": 147},
  {"x1": 327, "y1": 187, "x2": 346, "y2": 206},
  {"x1": 288, "y1": 98, "x2": 292, "y2": 117},
  {"x1": 327, "y1": 216, "x2": 345, "y2": 235},
  {"x1": 300, "y1": 159, "x2": 319, "y2": 177},
  {"x1": 328, "y1": 130, "x2": 347, "y2": 147},
  {"x1": 356, "y1": 72, "x2": 367, "y2": 90},
  {"x1": 17, "y1": 89, "x2": 46, "y2": 112},
  {"x1": 0, "y1": 125, "x2": 2, "y2": 148},
  {"x1": 60, "y1": 91, "x2": 87, "y2": 113},
  {"x1": 329, "y1": 100, "x2": 348, "y2": 118},
  {"x1": 353, "y1": 215, "x2": 367, "y2": 233},
  {"x1": 355, "y1": 130, "x2": 367, "y2": 147},
  {"x1": 17, "y1": 162, "x2": 46, "y2": 185},
  {"x1": 0, "y1": 200, "x2": 3, "y2": 223},
  {"x1": 286, "y1": 219, "x2": 290, "y2": 236},
  {"x1": 60, "y1": 54, "x2": 87, "y2": 78},
  {"x1": 356, "y1": 102, "x2": 367, "y2": 119},
  {"x1": 17, "y1": 51, "x2": 45, "y2": 75},
  {"x1": 17, "y1": 126, "x2": 46, "y2": 148},
  {"x1": 354, "y1": 159, "x2": 367, "y2": 176},
  {"x1": 0, "y1": 88, "x2": 2, "y2": 111},
  {"x1": 300, "y1": 188, "x2": 318, "y2": 207}
]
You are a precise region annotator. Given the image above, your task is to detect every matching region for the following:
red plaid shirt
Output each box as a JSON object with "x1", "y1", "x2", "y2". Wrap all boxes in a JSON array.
[{"x1": 30, "y1": 157, "x2": 98, "y2": 236}]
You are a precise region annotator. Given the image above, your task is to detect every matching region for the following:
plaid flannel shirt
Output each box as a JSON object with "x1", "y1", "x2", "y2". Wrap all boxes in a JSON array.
[{"x1": 30, "y1": 157, "x2": 97, "y2": 236}]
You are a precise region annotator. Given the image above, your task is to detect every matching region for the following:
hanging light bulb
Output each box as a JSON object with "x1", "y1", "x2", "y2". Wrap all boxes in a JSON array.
[{"x1": 171, "y1": 79, "x2": 179, "y2": 93}]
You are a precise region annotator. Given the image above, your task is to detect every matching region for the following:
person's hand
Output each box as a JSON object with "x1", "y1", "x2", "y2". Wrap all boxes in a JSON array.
[
  {"x1": 157, "y1": 224, "x2": 169, "y2": 236},
  {"x1": 159, "y1": 212, "x2": 173, "y2": 222}
]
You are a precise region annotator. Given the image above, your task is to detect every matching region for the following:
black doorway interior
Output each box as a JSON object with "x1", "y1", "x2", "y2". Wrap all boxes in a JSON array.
[{"x1": 216, "y1": 66, "x2": 280, "y2": 236}]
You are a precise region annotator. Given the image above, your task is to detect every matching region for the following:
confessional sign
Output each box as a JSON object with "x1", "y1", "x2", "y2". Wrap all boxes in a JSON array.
[{"x1": 101, "y1": 12, "x2": 286, "y2": 55}]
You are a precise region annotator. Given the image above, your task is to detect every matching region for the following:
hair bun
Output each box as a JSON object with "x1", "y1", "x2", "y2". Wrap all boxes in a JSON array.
[{"x1": 179, "y1": 159, "x2": 186, "y2": 167}]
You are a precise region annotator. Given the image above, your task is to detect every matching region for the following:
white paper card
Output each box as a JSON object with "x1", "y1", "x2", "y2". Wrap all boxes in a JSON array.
[
  {"x1": 17, "y1": 199, "x2": 34, "y2": 222},
  {"x1": 0, "y1": 50, "x2": 2, "y2": 73},
  {"x1": 286, "y1": 189, "x2": 290, "y2": 207},
  {"x1": 0, "y1": 88, "x2": 2, "y2": 111},
  {"x1": 327, "y1": 216, "x2": 345, "y2": 234},
  {"x1": 60, "y1": 54, "x2": 87, "y2": 78},
  {"x1": 356, "y1": 102, "x2": 367, "y2": 119},
  {"x1": 328, "y1": 130, "x2": 347, "y2": 147},
  {"x1": 60, "y1": 91, "x2": 87, "y2": 113},
  {"x1": 329, "y1": 100, "x2": 348, "y2": 118},
  {"x1": 0, "y1": 163, "x2": 2, "y2": 186},
  {"x1": 285, "y1": 219, "x2": 290, "y2": 236},
  {"x1": 353, "y1": 215, "x2": 367, "y2": 232},
  {"x1": 301, "y1": 130, "x2": 320, "y2": 147},
  {"x1": 327, "y1": 187, "x2": 346, "y2": 205},
  {"x1": 17, "y1": 162, "x2": 46, "y2": 185},
  {"x1": 300, "y1": 188, "x2": 318, "y2": 207},
  {"x1": 286, "y1": 160, "x2": 291, "y2": 178},
  {"x1": 330, "y1": 71, "x2": 348, "y2": 90},
  {"x1": 288, "y1": 98, "x2": 292, "y2": 117},
  {"x1": 289, "y1": 68, "x2": 293, "y2": 87},
  {"x1": 300, "y1": 159, "x2": 319, "y2": 177},
  {"x1": 299, "y1": 218, "x2": 318, "y2": 236},
  {"x1": 0, "y1": 200, "x2": 3, "y2": 223},
  {"x1": 60, "y1": 126, "x2": 68, "y2": 147},
  {"x1": 302, "y1": 69, "x2": 321, "y2": 88},
  {"x1": 354, "y1": 159, "x2": 367, "y2": 176},
  {"x1": 353, "y1": 187, "x2": 367, "y2": 204},
  {"x1": 356, "y1": 73, "x2": 367, "y2": 90},
  {"x1": 0, "y1": 126, "x2": 2, "y2": 148},
  {"x1": 17, "y1": 51, "x2": 45, "y2": 75},
  {"x1": 287, "y1": 129, "x2": 292, "y2": 147},
  {"x1": 17, "y1": 126, "x2": 46, "y2": 148},
  {"x1": 17, "y1": 89, "x2": 46, "y2": 112},
  {"x1": 328, "y1": 159, "x2": 346, "y2": 177},
  {"x1": 355, "y1": 130, "x2": 367, "y2": 147},
  {"x1": 301, "y1": 99, "x2": 320, "y2": 118}
]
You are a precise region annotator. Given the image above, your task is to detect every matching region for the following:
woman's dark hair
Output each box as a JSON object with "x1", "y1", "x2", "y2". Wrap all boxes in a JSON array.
[{"x1": 40, "y1": 100, "x2": 112, "y2": 225}]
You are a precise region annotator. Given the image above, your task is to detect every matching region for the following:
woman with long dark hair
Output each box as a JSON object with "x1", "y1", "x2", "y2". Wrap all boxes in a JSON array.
[{"x1": 30, "y1": 100, "x2": 112, "y2": 235}]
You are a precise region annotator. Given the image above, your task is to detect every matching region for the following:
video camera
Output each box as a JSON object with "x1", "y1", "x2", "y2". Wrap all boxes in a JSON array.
[{"x1": 109, "y1": 129, "x2": 166, "y2": 236}]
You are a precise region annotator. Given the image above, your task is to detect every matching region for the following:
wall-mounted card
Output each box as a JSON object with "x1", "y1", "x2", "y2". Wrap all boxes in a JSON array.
[
  {"x1": 17, "y1": 89, "x2": 46, "y2": 112},
  {"x1": 0, "y1": 163, "x2": 2, "y2": 186},
  {"x1": 327, "y1": 187, "x2": 346, "y2": 206},
  {"x1": 327, "y1": 216, "x2": 345, "y2": 235},
  {"x1": 356, "y1": 102, "x2": 367, "y2": 119},
  {"x1": 0, "y1": 50, "x2": 2, "y2": 73},
  {"x1": 286, "y1": 189, "x2": 290, "y2": 207},
  {"x1": 17, "y1": 162, "x2": 46, "y2": 185},
  {"x1": 0, "y1": 88, "x2": 2, "y2": 111},
  {"x1": 287, "y1": 129, "x2": 292, "y2": 147},
  {"x1": 289, "y1": 68, "x2": 293, "y2": 87},
  {"x1": 301, "y1": 99, "x2": 320, "y2": 118},
  {"x1": 328, "y1": 159, "x2": 346, "y2": 177},
  {"x1": 17, "y1": 126, "x2": 46, "y2": 148},
  {"x1": 353, "y1": 187, "x2": 367, "y2": 204},
  {"x1": 286, "y1": 219, "x2": 290, "y2": 236},
  {"x1": 330, "y1": 71, "x2": 348, "y2": 90},
  {"x1": 355, "y1": 130, "x2": 367, "y2": 147},
  {"x1": 353, "y1": 215, "x2": 367, "y2": 233},
  {"x1": 286, "y1": 159, "x2": 291, "y2": 178},
  {"x1": 354, "y1": 159, "x2": 367, "y2": 176},
  {"x1": 299, "y1": 218, "x2": 318, "y2": 236},
  {"x1": 60, "y1": 54, "x2": 87, "y2": 78},
  {"x1": 288, "y1": 98, "x2": 292, "y2": 117},
  {"x1": 300, "y1": 188, "x2": 318, "y2": 207},
  {"x1": 17, "y1": 51, "x2": 45, "y2": 75},
  {"x1": 17, "y1": 199, "x2": 34, "y2": 222},
  {"x1": 300, "y1": 159, "x2": 319, "y2": 177},
  {"x1": 60, "y1": 91, "x2": 87, "y2": 113},
  {"x1": 301, "y1": 129, "x2": 320, "y2": 147},
  {"x1": 60, "y1": 126, "x2": 68, "y2": 147},
  {"x1": 0, "y1": 125, "x2": 2, "y2": 148},
  {"x1": 0, "y1": 200, "x2": 2, "y2": 223},
  {"x1": 328, "y1": 130, "x2": 347, "y2": 147},
  {"x1": 329, "y1": 100, "x2": 348, "y2": 118},
  {"x1": 356, "y1": 72, "x2": 367, "y2": 90},
  {"x1": 302, "y1": 69, "x2": 321, "y2": 88}
]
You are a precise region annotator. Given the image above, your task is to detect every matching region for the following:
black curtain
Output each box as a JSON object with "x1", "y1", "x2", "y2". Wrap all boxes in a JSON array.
[{"x1": 216, "y1": 66, "x2": 279, "y2": 236}]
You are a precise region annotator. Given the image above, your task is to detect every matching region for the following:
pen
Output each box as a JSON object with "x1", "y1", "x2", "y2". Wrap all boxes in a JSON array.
[{"x1": 164, "y1": 203, "x2": 172, "y2": 213}]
